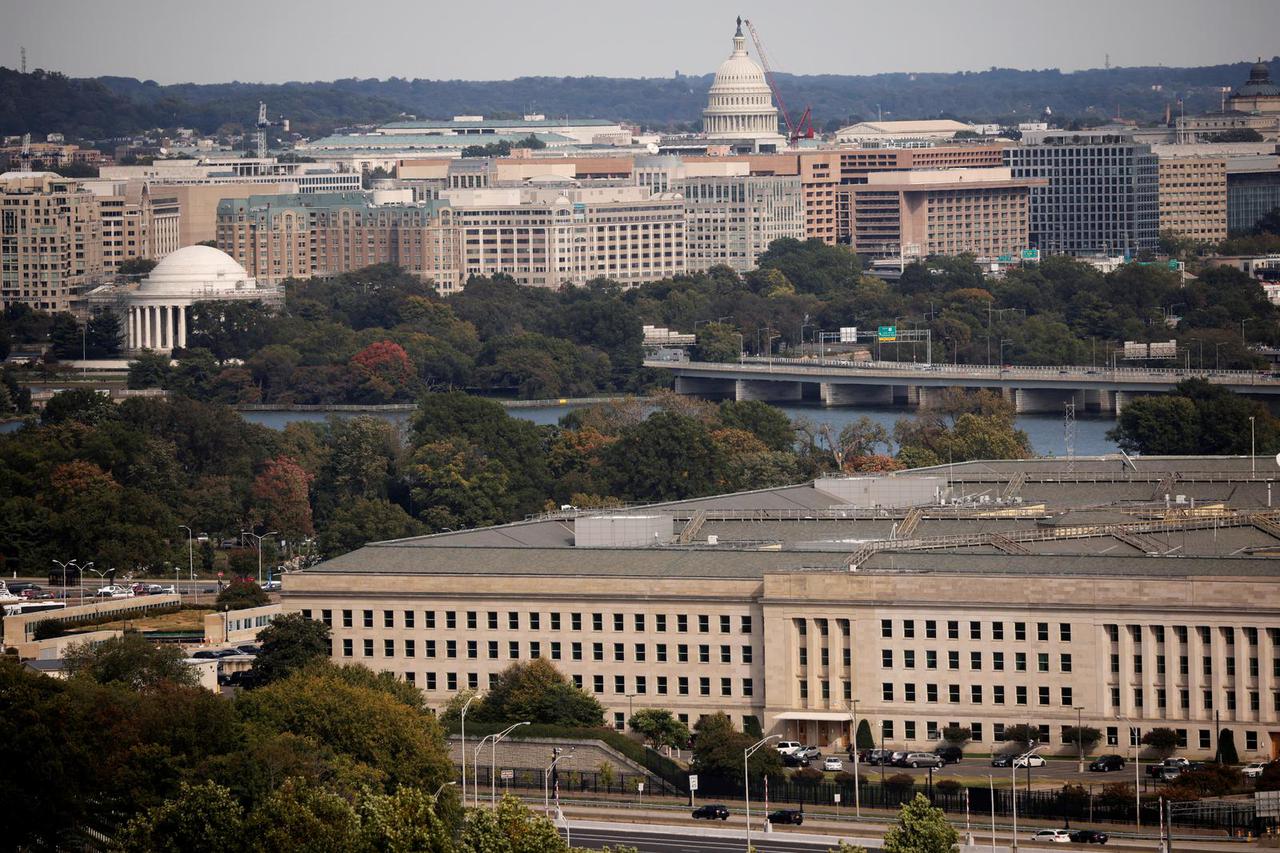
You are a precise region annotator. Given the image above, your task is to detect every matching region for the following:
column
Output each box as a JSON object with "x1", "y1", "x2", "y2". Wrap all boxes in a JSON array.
[
  {"x1": 161, "y1": 305, "x2": 171, "y2": 350},
  {"x1": 127, "y1": 307, "x2": 136, "y2": 350},
  {"x1": 177, "y1": 305, "x2": 186, "y2": 350},
  {"x1": 141, "y1": 306, "x2": 150, "y2": 350}
]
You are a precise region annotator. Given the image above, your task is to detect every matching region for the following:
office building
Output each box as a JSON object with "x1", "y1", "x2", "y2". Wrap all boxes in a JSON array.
[
  {"x1": 285, "y1": 456, "x2": 1280, "y2": 762},
  {"x1": 838, "y1": 167, "x2": 1040, "y2": 260},
  {"x1": 834, "y1": 120, "x2": 982, "y2": 146},
  {"x1": 1006, "y1": 129, "x2": 1159, "y2": 256},
  {"x1": 1, "y1": 171, "x2": 103, "y2": 312},
  {"x1": 98, "y1": 157, "x2": 361, "y2": 194},
  {"x1": 1226, "y1": 155, "x2": 1280, "y2": 233},
  {"x1": 216, "y1": 191, "x2": 459, "y2": 290},
  {"x1": 86, "y1": 180, "x2": 181, "y2": 273},
  {"x1": 377, "y1": 116, "x2": 629, "y2": 146},
  {"x1": 1156, "y1": 156, "x2": 1228, "y2": 243}
]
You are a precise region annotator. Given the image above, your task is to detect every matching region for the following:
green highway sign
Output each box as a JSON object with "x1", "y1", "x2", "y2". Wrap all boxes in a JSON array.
[{"x1": 878, "y1": 325, "x2": 897, "y2": 341}]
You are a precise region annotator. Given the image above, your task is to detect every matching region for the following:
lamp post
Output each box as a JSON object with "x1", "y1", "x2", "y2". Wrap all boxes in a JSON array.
[
  {"x1": 460, "y1": 694, "x2": 476, "y2": 807},
  {"x1": 847, "y1": 699, "x2": 861, "y2": 817},
  {"x1": 1074, "y1": 707, "x2": 1086, "y2": 774},
  {"x1": 999, "y1": 338, "x2": 1014, "y2": 367},
  {"x1": 240, "y1": 530, "x2": 277, "y2": 585},
  {"x1": 544, "y1": 747, "x2": 574, "y2": 814},
  {"x1": 430, "y1": 781, "x2": 456, "y2": 803},
  {"x1": 744, "y1": 734, "x2": 780, "y2": 852},
  {"x1": 1116, "y1": 714, "x2": 1141, "y2": 828},
  {"x1": 1215, "y1": 342, "x2": 1227, "y2": 372},
  {"x1": 1012, "y1": 744, "x2": 1047, "y2": 852},
  {"x1": 178, "y1": 525, "x2": 193, "y2": 600},
  {"x1": 491, "y1": 721, "x2": 530, "y2": 805},
  {"x1": 625, "y1": 692, "x2": 637, "y2": 726},
  {"x1": 53, "y1": 559, "x2": 80, "y2": 605},
  {"x1": 1249, "y1": 416, "x2": 1256, "y2": 476}
]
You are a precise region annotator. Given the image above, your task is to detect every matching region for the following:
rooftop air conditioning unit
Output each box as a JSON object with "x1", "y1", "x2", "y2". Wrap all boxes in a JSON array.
[
  {"x1": 706, "y1": 534, "x2": 719, "y2": 546},
  {"x1": 1175, "y1": 495, "x2": 1187, "y2": 505}
]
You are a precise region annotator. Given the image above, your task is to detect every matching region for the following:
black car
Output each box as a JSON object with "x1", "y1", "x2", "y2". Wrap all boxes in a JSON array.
[
  {"x1": 235, "y1": 644, "x2": 261, "y2": 656},
  {"x1": 1089, "y1": 754, "x2": 1126, "y2": 772},
  {"x1": 692, "y1": 804, "x2": 730, "y2": 820},
  {"x1": 767, "y1": 809, "x2": 804, "y2": 826},
  {"x1": 1069, "y1": 830, "x2": 1109, "y2": 844},
  {"x1": 935, "y1": 746, "x2": 964, "y2": 764},
  {"x1": 991, "y1": 753, "x2": 1015, "y2": 767},
  {"x1": 782, "y1": 753, "x2": 811, "y2": 768}
]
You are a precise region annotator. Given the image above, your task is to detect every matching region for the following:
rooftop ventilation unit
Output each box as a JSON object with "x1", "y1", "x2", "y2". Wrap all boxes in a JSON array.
[{"x1": 573, "y1": 514, "x2": 674, "y2": 548}]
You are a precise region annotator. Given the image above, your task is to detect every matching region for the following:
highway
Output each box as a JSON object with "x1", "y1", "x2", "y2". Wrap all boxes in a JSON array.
[{"x1": 565, "y1": 819, "x2": 878, "y2": 853}]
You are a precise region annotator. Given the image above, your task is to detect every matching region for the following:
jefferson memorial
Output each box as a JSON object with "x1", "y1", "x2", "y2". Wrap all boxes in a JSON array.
[{"x1": 88, "y1": 245, "x2": 282, "y2": 354}]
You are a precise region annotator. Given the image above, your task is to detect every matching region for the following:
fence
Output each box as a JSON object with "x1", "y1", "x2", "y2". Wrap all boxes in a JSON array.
[{"x1": 457, "y1": 765, "x2": 675, "y2": 799}]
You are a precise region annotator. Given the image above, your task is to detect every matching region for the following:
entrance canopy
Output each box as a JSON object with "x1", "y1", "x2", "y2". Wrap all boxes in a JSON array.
[{"x1": 774, "y1": 711, "x2": 851, "y2": 722}]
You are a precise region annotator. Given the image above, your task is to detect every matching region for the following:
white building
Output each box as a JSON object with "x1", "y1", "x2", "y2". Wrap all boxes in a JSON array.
[
  {"x1": 87, "y1": 245, "x2": 281, "y2": 353},
  {"x1": 835, "y1": 119, "x2": 980, "y2": 145},
  {"x1": 97, "y1": 157, "x2": 360, "y2": 194},
  {"x1": 702, "y1": 18, "x2": 785, "y2": 152}
]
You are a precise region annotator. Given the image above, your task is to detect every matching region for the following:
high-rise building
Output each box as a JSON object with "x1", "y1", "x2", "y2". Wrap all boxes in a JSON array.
[
  {"x1": 1, "y1": 171, "x2": 103, "y2": 312},
  {"x1": 1006, "y1": 129, "x2": 1159, "y2": 256},
  {"x1": 87, "y1": 180, "x2": 181, "y2": 273},
  {"x1": 1226, "y1": 155, "x2": 1280, "y2": 233},
  {"x1": 838, "y1": 168, "x2": 1040, "y2": 260},
  {"x1": 1156, "y1": 156, "x2": 1228, "y2": 243}
]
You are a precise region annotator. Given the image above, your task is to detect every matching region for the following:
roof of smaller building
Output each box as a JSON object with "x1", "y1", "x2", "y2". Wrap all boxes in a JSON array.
[
  {"x1": 305, "y1": 133, "x2": 576, "y2": 150},
  {"x1": 838, "y1": 120, "x2": 975, "y2": 136},
  {"x1": 383, "y1": 118, "x2": 618, "y2": 130}
]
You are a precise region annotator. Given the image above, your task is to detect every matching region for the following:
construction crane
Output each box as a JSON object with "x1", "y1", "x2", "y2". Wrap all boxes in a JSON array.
[
  {"x1": 253, "y1": 101, "x2": 290, "y2": 159},
  {"x1": 742, "y1": 18, "x2": 814, "y2": 145}
]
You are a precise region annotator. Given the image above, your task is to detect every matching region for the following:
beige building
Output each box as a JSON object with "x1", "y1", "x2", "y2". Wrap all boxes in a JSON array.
[
  {"x1": 1157, "y1": 156, "x2": 1228, "y2": 243},
  {"x1": 839, "y1": 167, "x2": 1040, "y2": 260},
  {"x1": 86, "y1": 180, "x2": 181, "y2": 273},
  {"x1": 0, "y1": 171, "x2": 103, "y2": 312},
  {"x1": 284, "y1": 456, "x2": 1280, "y2": 762}
]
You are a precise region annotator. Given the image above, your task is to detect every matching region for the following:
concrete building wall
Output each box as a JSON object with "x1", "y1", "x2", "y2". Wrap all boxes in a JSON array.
[
  {"x1": 1157, "y1": 156, "x2": 1228, "y2": 242},
  {"x1": 0, "y1": 172, "x2": 103, "y2": 312}
]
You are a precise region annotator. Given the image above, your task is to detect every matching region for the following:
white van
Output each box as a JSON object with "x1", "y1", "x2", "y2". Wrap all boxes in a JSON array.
[{"x1": 774, "y1": 741, "x2": 802, "y2": 755}]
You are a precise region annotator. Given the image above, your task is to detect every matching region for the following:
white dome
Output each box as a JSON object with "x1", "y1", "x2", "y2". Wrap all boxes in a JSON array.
[
  {"x1": 137, "y1": 245, "x2": 256, "y2": 295},
  {"x1": 702, "y1": 21, "x2": 781, "y2": 143}
]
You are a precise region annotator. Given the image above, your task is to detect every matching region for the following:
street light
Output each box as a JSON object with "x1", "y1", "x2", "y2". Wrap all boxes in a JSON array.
[
  {"x1": 1073, "y1": 707, "x2": 1086, "y2": 774},
  {"x1": 1249, "y1": 416, "x2": 1256, "y2": 476},
  {"x1": 240, "y1": 530, "x2": 277, "y2": 585},
  {"x1": 430, "y1": 780, "x2": 456, "y2": 802},
  {"x1": 53, "y1": 559, "x2": 81, "y2": 605},
  {"x1": 1116, "y1": 714, "x2": 1141, "y2": 828},
  {"x1": 1011, "y1": 744, "x2": 1047, "y2": 851},
  {"x1": 491, "y1": 721, "x2": 530, "y2": 805},
  {"x1": 544, "y1": 747, "x2": 575, "y2": 814},
  {"x1": 178, "y1": 525, "x2": 193, "y2": 601},
  {"x1": 625, "y1": 692, "x2": 637, "y2": 724},
  {"x1": 847, "y1": 699, "x2": 861, "y2": 817},
  {"x1": 999, "y1": 338, "x2": 1014, "y2": 367},
  {"x1": 460, "y1": 694, "x2": 477, "y2": 807},
  {"x1": 744, "y1": 734, "x2": 780, "y2": 851}
]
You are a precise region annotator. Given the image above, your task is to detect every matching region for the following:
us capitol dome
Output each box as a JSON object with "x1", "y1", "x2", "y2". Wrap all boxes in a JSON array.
[{"x1": 702, "y1": 17, "x2": 785, "y2": 151}]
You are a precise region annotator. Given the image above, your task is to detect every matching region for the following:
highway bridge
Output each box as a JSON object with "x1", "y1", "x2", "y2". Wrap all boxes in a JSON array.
[{"x1": 645, "y1": 356, "x2": 1280, "y2": 415}]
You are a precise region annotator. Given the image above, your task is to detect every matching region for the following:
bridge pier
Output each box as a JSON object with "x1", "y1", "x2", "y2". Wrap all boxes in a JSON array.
[
  {"x1": 820, "y1": 383, "x2": 894, "y2": 406},
  {"x1": 735, "y1": 379, "x2": 802, "y2": 403},
  {"x1": 675, "y1": 376, "x2": 736, "y2": 398},
  {"x1": 1011, "y1": 387, "x2": 1084, "y2": 414},
  {"x1": 1083, "y1": 388, "x2": 1115, "y2": 415}
]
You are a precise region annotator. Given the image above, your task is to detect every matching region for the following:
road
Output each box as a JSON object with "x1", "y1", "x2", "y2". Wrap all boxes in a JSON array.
[
  {"x1": 565, "y1": 819, "x2": 877, "y2": 853},
  {"x1": 855, "y1": 756, "x2": 1130, "y2": 790}
]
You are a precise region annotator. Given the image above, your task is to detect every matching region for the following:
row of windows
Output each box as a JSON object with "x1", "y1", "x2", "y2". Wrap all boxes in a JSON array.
[
  {"x1": 319, "y1": 608, "x2": 752, "y2": 635},
  {"x1": 880, "y1": 682, "x2": 1077, "y2": 707},
  {"x1": 1109, "y1": 652, "x2": 1277, "y2": 677},
  {"x1": 880, "y1": 619, "x2": 1070, "y2": 642},
  {"x1": 1104, "y1": 624, "x2": 1274, "y2": 645},
  {"x1": 1108, "y1": 686, "x2": 1277, "y2": 713},
  {"x1": 882, "y1": 649, "x2": 1072, "y2": 673},
  {"x1": 385, "y1": 664, "x2": 754, "y2": 699},
  {"x1": 876, "y1": 721, "x2": 1269, "y2": 753},
  {"x1": 335, "y1": 633, "x2": 756, "y2": 666}
]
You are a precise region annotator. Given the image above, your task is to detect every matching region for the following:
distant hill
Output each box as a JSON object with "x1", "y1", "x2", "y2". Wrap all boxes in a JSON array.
[{"x1": 0, "y1": 59, "x2": 1273, "y2": 140}]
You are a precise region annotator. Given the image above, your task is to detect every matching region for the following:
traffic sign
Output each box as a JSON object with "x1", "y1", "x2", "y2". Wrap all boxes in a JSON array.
[
  {"x1": 839, "y1": 326, "x2": 858, "y2": 343},
  {"x1": 1021, "y1": 249, "x2": 1041, "y2": 262},
  {"x1": 637, "y1": 782, "x2": 644, "y2": 793},
  {"x1": 500, "y1": 769, "x2": 513, "y2": 780},
  {"x1": 688, "y1": 774, "x2": 699, "y2": 791},
  {"x1": 834, "y1": 793, "x2": 841, "y2": 803},
  {"x1": 878, "y1": 325, "x2": 897, "y2": 342}
]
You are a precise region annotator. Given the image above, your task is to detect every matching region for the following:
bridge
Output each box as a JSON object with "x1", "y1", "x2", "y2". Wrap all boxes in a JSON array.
[{"x1": 646, "y1": 356, "x2": 1280, "y2": 415}]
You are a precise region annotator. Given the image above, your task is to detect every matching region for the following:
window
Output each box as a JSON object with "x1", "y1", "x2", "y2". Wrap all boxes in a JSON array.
[
  {"x1": 656, "y1": 614, "x2": 667, "y2": 632},
  {"x1": 699, "y1": 677, "x2": 710, "y2": 696},
  {"x1": 467, "y1": 611, "x2": 477, "y2": 630},
  {"x1": 593, "y1": 642, "x2": 603, "y2": 662},
  {"x1": 1246, "y1": 731, "x2": 1258, "y2": 751},
  {"x1": 993, "y1": 686, "x2": 1005, "y2": 704},
  {"x1": 446, "y1": 611, "x2": 456, "y2": 630},
  {"x1": 676, "y1": 677, "x2": 688, "y2": 694},
  {"x1": 342, "y1": 638, "x2": 353, "y2": 657},
  {"x1": 426, "y1": 640, "x2": 437, "y2": 658},
  {"x1": 883, "y1": 650, "x2": 894, "y2": 668},
  {"x1": 634, "y1": 614, "x2": 645, "y2": 632},
  {"x1": 1199, "y1": 730, "x2": 1210, "y2": 750},
  {"x1": 679, "y1": 644, "x2": 689, "y2": 663},
  {"x1": 593, "y1": 613, "x2": 603, "y2": 631},
  {"x1": 1039, "y1": 686, "x2": 1050, "y2": 705},
  {"x1": 881, "y1": 619, "x2": 893, "y2": 638},
  {"x1": 699, "y1": 645, "x2": 710, "y2": 664},
  {"x1": 488, "y1": 612, "x2": 498, "y2": 630},
  {"x1": 507, "y1": 641, "x2": 518, "y2": 659},
  {"x1": 947, "y1": 620, "x2": 959, "y2": 640},
  {"x1": 382, "y1": 609, "x2": 393, "y2": 628},
  {"x1": 992, "y1": 622, "x2": 1004, "y2": 641},
  {"x1": 637, "y1": 644, "x2": 648, "y2": 662},
  {"x1": 970, "y1": 651, "x2": 982, "y2": 670},
  {"x1": 948, "y1": 684, "x2": 960, "y2": 703},
  {"x1": 1061, "y1": 653, "x2": 1072, "y2": 672},
  {"x1": 1111, "y1": 687, "x2": 1121, "y2": 707},
  {"x1": 970, "y1": 621, "x2": 981, "y2": 640},
  {"x1": 743, "y1": 678, "x2": 754, "y2": 697},
  {"x1": 614, "y1": 675, "x2": 625, "y2": 693},
  {"x1": 1015, "y1": 622, "x2": 1026, "y2": 641},
  {"x1": 677, "y1": 614, "x2": 688, "y2": 632},
  {"x1": 720, "y1": 615, "x2": 731, "y2": 633},
  {"x1": 446, "y1": 640, "x2": 458, "y2": 659},
  {"x1": 993, "y1": 652, "x2": 1004, "y2": 671},
  {"x1": 1062, "y1": 687, "x2": 1073, "y2": 706},
  {"x1": 363, "y1": 639, "x2": 374, "y2": 657},
  {"x1": 405, "y1": 639, "x2": 416, "y2": 658},
  {"x1": 742, "y1": 645, "x2": 753, "y2": 664},
  {"x1": 1037, "y1": 622, "x2": 1049, "y2": 642},
  {"x1": 551, "y1": 612, "x2": 561, "y2": 631},
  {"x1": 572, "y1": 612, "x2": 583, "y2": 631},
  {"x1": 466, "y1": 640, "x2": 477, "y2": 659},
  {"x1": 403, "y1": 610, "x2": 414, "y2": 629},
  {"x1": 426, "y1": 672, "x2": 436, "y2": 690},
  {"x1": 927, "y1": 684, "x2": 939, "y2": 702},
  {"x1": 633, "y1": 675, "x2": 646, "y2": 695},
  {"x1": 1038, "y1": 653, "x2": 1050, "y2": 673},
  {"x1": 926, "y1": 620, "x2": 937, "y2": 639},
  {"x1": 446, "y1": 673, "x2": 457, "y2": 691},
  {"x1": 948, "y1": 651, "x2": 959, "y2": 670},
  {"x1": 904, "y1": 650, "x2": 915, "y2": 669},
  {"x1": 903, "y1": 619, "x2": 915, "y2": 638},
  {"x1": 1060, "y1": 623, "x2": 1072, "y2": 642},
  {"x1": 722, "y1": 677, "x2": 732, "y2": 697},
  {"x1": 1203, "y1": 657, "x2": 1212, "y2": 676},
  {"x1": 971, "y1": 722, "x2": 984, "y2": 742},
  {"x1": 343, "y1": 610, "x2": 353, "y2": 628},
  {"x1": 882, "y1": 720, "x2": 894, "y2": 739},
  {"x1": 1016, "y1": 686, "x2": 1028, "y2": 705},
  {"x1": 613, "y1": 613, "x2": 624, "y2": 631},
  {"x1": 1016, "y1": 652, "x2": 1027, "y2": 672},
  {"x1": 905, "y1": 683, "x2": 917, "y2": 702},
  {"x1": 571, "y1": 642, "x2": 581, "y2": 661},
  {"x1": 798, "y1": 647, "x2": 807, "y2": 667},
  {"x1": 699, "y1": 615, "x2": 709, "y2": 633},
  {"x1": 657, "y1": 676, "x2": 668, "y2": 695},
  {"x1": 529, "y1": 641, "x2": 540, "y2": 659},
  {"x1": 740, "y1": 615, "x2": 752, "y2": 634},
  {"x1": 1180, "y1": 655, "x2": 1189, "y2": 675},
  {"x1": 883, "y1": 682, "x2": 894, "y2": 701},
  {"x1": 614, "y1": 642, "x2": 625, "y2": 661},
  {"x1": 971, "y1": 685, "x2": 982, "y2": 703},
  {"x1": 593, "y1": 675, "x2": 604, "y2": 693},
  {"x1": 720, "y1": 645, "x2": 731, "y2": 664},
  {"x1": 363, "y1": 610, "x2": 373, "y2": 629},
  {"x1": 905, "y1": 720, "x2": 917, "y2": 740},
  {"x1": 530, "y1": 612, "x2": 540, "y2": 631}
]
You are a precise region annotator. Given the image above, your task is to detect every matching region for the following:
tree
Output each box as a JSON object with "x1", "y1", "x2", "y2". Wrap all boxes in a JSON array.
[
  {"x1": 216, "y1": 577, "x2": 269, "y2": 611},
  {"x1": 470, "y1": 659, "x2": 604, "y2": 727},
  {"x1": 1062, "y1": 726, "x2": 1103, "y2": 753},
  {"x1": 63, "y1": 631, "x2": 198, "y2": 689},
  {"x1": 629, "y1": 708, "x2": 691, "y2": 750},
  {"x1": 694, "y1": 322, "x2": 742, "y2": 362},
  {"x1": 1108, "y1": 396, "x2": 1201, "y2": 454},
  {"x1": 691, "y1": 712, "x2": 781, "y2": 791},
  {"x1": 717, "y1": 400, "x2": 794, "y2": 452},
  {"x1": 117, "y1": 781, "x2": 245, "y2": 853},
  {"x1": 49, "y1": 312, "x2": 82, "y2": 359},
  {"x1": 1141, "y1": 727, "x2": 1179, "y2": 758},
  {"x1": 941, "y1": 726, "x2": 971, "y2": 745},
  {"x1": 317, "y1": 498, "x2": 423, "y2": 558},
  {"x1": 358, "y1": 785, "x2": 454, "y2": 853},
  {"x1": 882, "y1": 793, "x2": 959, "y2": 853},
  {"x1": 1002, "y1": 724, "x2": 1040, "y2": 750},
  {"x1": 127, "y1": 350, "x2": 173, "y2": 389},
  {"x1": 855, "y1": 719, "x2": 876, "y2": 751},
  {"x1": 40, "y1": 387, "x2": 116, "y2": 425},
  {"x1": 604, "y1": 411, "x2": 724, "y2": 501},
  {"x1": 458, "y1": 793, "x2": 567, "y2": 853},
  {"x1": 252, "y1": 613, "x2": 332, "y2": 684},
  {"x1": 252, "y1": 456, "x2": 314, "y2": 539},
  {"x1": 86, "y1": 311, "x2": 122, "y2": 357},
  {"x1": 243, "y1": 778, "x2": 364, "y2": 853},
  {"x1": 118, "y1": 257, "x2": 158, "y2": 276},
  {"x1": 1217, "y1": 729, "x2": 1239, "y2": 764},
  {"x1": 350, "y1": 340, "x2": 417, "y2": 402}
]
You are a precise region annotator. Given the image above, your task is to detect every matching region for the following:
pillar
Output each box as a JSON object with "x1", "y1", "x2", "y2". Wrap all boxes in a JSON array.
[
  {"x1": 177, "y1": 305, "x2": 187, "y2": 350},
  {"x1": 820, "y1": 383, "x2": 894, "y2": 406},
  {"x1": 734, "y1": 379, "x2": 802, "y2": 402},
  {"x1": 128, "y1": 307, "x2": 136, "y2": 350},
  {"x1": 142, "y1": 306, "x2": 151, "y2": 350}
]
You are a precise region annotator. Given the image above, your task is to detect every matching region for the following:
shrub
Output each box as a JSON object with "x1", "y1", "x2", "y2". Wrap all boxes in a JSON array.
[
  {"x1": 935, "y1": 778, "x2": 962, "y2": 793},
  {"x1": 834, "y1": 771, "x2": 865, "y2": 787},
  {"x1": 793, "y1": 767, "x2": 825, "y2": 785},
  {"x1": 886, "y1": 773, "x2": 916, "y2": 790}
]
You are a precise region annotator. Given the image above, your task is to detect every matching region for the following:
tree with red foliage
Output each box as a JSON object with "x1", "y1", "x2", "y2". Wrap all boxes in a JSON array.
[
  {"x1": 349, "y1": 340, "x2": 416, "y2": 402},
  {"x1": 251, "y1": 456, "x2": 314, "y2": 539}
]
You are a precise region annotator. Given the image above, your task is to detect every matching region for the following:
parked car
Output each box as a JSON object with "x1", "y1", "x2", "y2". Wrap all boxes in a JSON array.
[
  {"x1": 822, "y1": 756, "x2": 844, "y2": 771},
  {"x1": 1242, "y1": 762, "x2": 1270, "y2": 779},
  {"x1": 20, "y1": 587, "x2": 54, "y2": 600},
  {"x1": 692, "y1": 804, "x2": 730, "y2": 820},
  {"x1": 906, "y1": 752, "x2": 944, "y2": 769},
  {"x1": 1089, "y1": 755, "x2": 1126, "y2": 772},
  {"x1": 1069, "y1": 830, "x2": 1109, "y2": 844},
  {"x1": 191, "y1": 650, "x2": 222, "y2": 660},
  {"x1": 236, "y1": 644, "x2": 261, "y2": 656},
  {"x1": 262, "y1": 580, "x2": 282, "y2": 592},
  {"x1": 767, "y1": 809, "x2": 804, "y2": 826},
  {"x1": 1013, "y1": 754, "x2": 1046, "y2": 768},
  {"x1": 864, "y1": 749, "x2": 892, "y2": 765},
  {"x1": 782, "y1": 753, "x2": 810, "y2": 768},
  {"x1": 934, "y1": 746, "x2": 964, "y2": 764},
  {"x1": 775, "y1": 741, "x2": 802, "y2": 756},
  {"x1": 889, "y1": 750, "x2": 910, "y2": 766},
  {"x1": 1146, "y1": 758, "x2": 1189, "y2": 778},
  {"x1": 1032, "y1": 829, "x2": 1071, "y2": 843},
  {"x1": 94, "y1": 585, "x2": 134, "y2": 599},
  {"x1": 991, "y1": 753, "x2": 1015, "y2": 768},
  {"x1": 7, "y1": 582, "x2": 42, "y2": 597},
  {"x1": 796, "y1": 746, "x2": 821, "y2": 761}
]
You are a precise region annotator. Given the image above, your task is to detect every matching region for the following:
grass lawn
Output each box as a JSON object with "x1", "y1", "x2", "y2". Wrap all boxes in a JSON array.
[{"x1": 68, "y1": 607, "x2": 214, "y2": 634}]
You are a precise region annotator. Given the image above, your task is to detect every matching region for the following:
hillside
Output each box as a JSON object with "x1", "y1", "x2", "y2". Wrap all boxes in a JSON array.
[{"x1": 0, "y1": 58, "x2": 1273, "y2": 140}]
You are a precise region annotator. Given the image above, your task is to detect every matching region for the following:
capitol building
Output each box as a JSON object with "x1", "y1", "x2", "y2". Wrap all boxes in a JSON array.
[
  {"x1": 87, "y1": 245, "x2": 282, "y2": 354},
  {"x1": 702, "y1": 18, "x2": 785, "y2": 152}
]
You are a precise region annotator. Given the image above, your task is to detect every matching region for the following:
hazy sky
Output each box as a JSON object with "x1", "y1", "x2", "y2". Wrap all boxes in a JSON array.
[{"x1": 3, "y1": 0, "x2": 1278, "y2": 84}]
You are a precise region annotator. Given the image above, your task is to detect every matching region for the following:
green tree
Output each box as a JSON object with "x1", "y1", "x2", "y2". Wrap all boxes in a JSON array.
[
  {"x1": 941, "y1": 726, "x2": 971, "y2": 745},
  {"x1": 1141, "y1": 727, "x2": 1179, "y2": 757},
  {"x1": 604, "y1": 411, "x2": 724, "y2": 501},
  {"x1": 1108, "y1": 396, "x2": 1201, "y2": 454},
  {"x1": 358, "y1": 785, "x2": 455, "y2": 853},
  {"x1": 717, "y1": 400, "x2": 794, "y2": 452},
  {"x1": 117, "y1": 780, "x2": 246, "y2": 853},
  {"x1": 252, "y1": 613, "x2": 332, "y2": 684},
  {"x1": 1002, "y1": 724, "x2": 1040, "y2": 749},
  {"x1": 692, "y1": 712, "x2": 781, "y2": 791},
  {"x1": 118, "y1": 257, "x2": 158, "y2": 276},
  {"x1": 471, "y1": 659, "x2": 604, "y2": 727},
  {"x1": 855, "y1": 719, "x2": 876, "y2": 751},
  {"x1": 63, "y1": 631, "x2": 199, "y2": 689},
  {"x1": 882, "y1": 793, "x2": 959, "y2": 853},
  {"x1": 458, "y1": 793, "x2": 567, "y2": 853},
  {"x1": 1062, "y1": 726, "x2": 1103, "y2": 753},
  {"x1": 629, "y1": 708, "x2": 691, "y2": 750},
  {"x1": 127, "y1": 350, "x2": 173, "y2": 389},
  {"x1": 217, "y1": 577, "x2": 269, "y2": 611},
  {"x1": 244, "y1": 778, "x2": 365, "y2": 853},
  {"x1": 409, "y1": 438, "x2": 515, "y2": 531},
  {"x1": 49, "y1": 312, "x2": 83, "y2": 359},
  {"x1": 694, "y1": 322, "x2": 742, "y2": 362},
  {"x1": 317, "y1": 498, "x2": 423, "y2": 558},
  {"x1": 40, "y1": 387, "x2": 116, "y2": 425},
  {"x1": 1217, "y1": 729, "x2": 1239, "y2": 764},
  {"x1": 86, "y1": 311, "x2": 122, "y2": 357}
]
